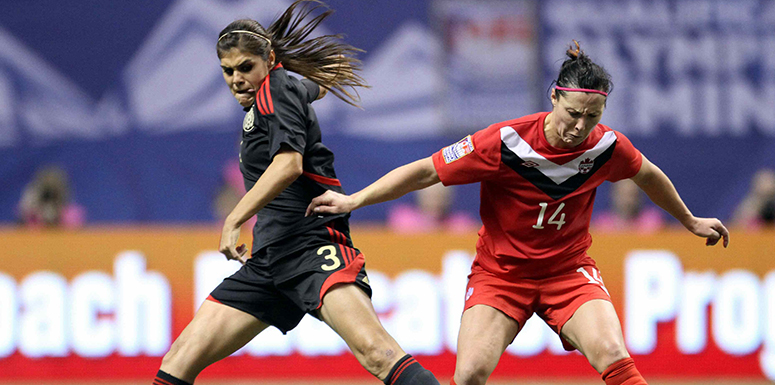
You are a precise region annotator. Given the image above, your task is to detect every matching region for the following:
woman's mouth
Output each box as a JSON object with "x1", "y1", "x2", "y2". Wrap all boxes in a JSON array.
[{"x1": 236, "y1": 88, "x2": 255, "y2": 95}]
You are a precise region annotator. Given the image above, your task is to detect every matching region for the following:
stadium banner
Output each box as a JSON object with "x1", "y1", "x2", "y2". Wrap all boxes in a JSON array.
[
  {"x1": 540, "y1": 0, "x2": 775, "y2": 138},
  {"x1": 0, "y1": 227, "x2": 773, "y2": 381},
  {"x1": 432, "y1": 0, "x2": 541, "y2": 134}
]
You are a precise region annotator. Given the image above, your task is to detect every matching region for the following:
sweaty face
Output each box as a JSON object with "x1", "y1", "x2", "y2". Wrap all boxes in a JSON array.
[
  {"x1": 220, "y1": 48, "x2": 274, "y2": 108},
  {"x1": 545, "y1": 89, "x2": 606, "y2": 148}
]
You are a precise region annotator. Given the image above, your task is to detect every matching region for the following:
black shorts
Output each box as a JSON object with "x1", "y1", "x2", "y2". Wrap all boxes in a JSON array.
[{"x1": 208, "y1": 219, "x2": 372, "y2": 333}]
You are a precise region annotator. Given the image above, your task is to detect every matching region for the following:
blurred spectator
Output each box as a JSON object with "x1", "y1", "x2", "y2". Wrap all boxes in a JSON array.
[
  {"x1": 732, "y1": 168, "x2": 775, "y2": 229},
  {"x1": 387, "y1": 183, "x2": 479, "y2": 233},
  {"x1": 592, "y1": 179, "x2": 663, "y2": 233},
  {"x1": 213, "y1": 160, "x2": 256, "y2": 229},
  {"x1": 17, "y1": 166, "x2": 85, "y2": 228}
]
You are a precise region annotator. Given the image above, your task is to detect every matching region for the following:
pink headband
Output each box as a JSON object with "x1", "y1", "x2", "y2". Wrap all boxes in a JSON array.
[{"x1": 555, "y1": 86, "x2": 608, "y2": 97}]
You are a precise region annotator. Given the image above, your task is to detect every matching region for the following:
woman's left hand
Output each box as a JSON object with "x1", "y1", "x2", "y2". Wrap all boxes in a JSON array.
[
  {"x1": 686, "y1": 217, "x2": 730, "y2": 248},
  {"x1": 219, "y1": 222, "x2": 249, "y2": 265}
]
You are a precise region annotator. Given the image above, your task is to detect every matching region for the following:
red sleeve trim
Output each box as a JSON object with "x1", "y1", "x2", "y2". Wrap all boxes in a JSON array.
[
  {"x1": 264, "y1": 78, "x2": 274, "y2": 114},
  {"x1": 257, "y1": 76, "x2": 271, "y2": 115},
  {"x1": 256, "y1": 84, "x2": 268, "y2": 115},
  {"x1": 303, "y1": 171, "x2": 342, "y2": 186}
]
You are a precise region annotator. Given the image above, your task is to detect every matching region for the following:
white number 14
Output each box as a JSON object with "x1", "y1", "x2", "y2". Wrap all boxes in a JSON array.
[{"x1": 532, "y1": 202, "x2": 566, "y2": 230}]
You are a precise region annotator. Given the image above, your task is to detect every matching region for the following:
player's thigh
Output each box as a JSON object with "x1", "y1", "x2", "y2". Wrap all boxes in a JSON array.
[
  {"x1": 560, "y1": 299, "x2": 628, "y2": 363},
  {"x1": 456, "y1": 304, "x2": 520, "y2": 377},
  {"x1": 166, "y1": 300, "x2": 269, "y2": 367},
  {"x1": 318, "y1": 283, "x2": 404, "y2": 362}
]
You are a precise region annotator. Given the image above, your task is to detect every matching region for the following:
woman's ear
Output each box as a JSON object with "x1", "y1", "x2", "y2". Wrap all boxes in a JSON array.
[{"x1": 268, "y1": 50, "x2": 276, "y2": 67}]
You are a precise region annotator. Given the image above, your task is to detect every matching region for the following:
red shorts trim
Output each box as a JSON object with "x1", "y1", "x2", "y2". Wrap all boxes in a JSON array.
[
  {"x1": 317, "y1": 249, "x2": 365, "y2": 308},
  {"x1": 464, "y1": 264, "x2": 611, "y2": 351},
  {"x1": 205, "y1": 294, "x2": 222, "y2": 304}
]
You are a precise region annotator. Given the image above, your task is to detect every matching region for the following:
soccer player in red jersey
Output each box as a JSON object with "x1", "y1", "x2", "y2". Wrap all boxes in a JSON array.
[{"x1": 307, "y1": 41, "x2": 730, "y2": 385}]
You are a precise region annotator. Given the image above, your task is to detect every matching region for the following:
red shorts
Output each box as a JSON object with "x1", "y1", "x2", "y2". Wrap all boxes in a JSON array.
[{"x1": 464, "y1": 262, "x2": 611, "y2": 351}]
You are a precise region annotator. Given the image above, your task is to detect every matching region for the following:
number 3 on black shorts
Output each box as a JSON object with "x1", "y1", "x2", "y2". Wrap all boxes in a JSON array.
[{"x1": 318, "y1": 245, "x2": 341, "y2": 271}]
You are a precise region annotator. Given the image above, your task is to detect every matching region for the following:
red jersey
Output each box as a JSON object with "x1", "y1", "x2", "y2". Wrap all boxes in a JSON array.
[{"x1": 432, "y1": 112, "x2": 642, "y2": 278}]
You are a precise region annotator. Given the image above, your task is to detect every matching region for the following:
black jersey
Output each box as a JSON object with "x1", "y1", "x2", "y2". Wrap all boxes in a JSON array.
[{"x1": 240, "y1": 63, "x2": 347, "y2": 252}]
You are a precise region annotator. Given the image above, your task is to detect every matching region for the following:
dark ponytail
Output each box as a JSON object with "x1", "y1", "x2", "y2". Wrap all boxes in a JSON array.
[
  {"x1": 551, "y1": 40, "x2": 612, "y2": 100},
  {"x1": 217, "y1": 0, "x2": 368, "y2": 107}
]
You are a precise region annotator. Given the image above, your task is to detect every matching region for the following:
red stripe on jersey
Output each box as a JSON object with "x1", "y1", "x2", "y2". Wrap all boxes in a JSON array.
[
  {"x1": 326, "y1": 226, "x2": 336, "y2": 243},
  {"x1": 337, "y1": 230, "x2": 346, "y2": 247},
  {"x1": 205, "y1": 295, "x2": 222, "y2": 305},
  {"x1": 255, "y1": 98, "x2": 267, "y2": 115},
  {"x1": 257, "y1": 81, "x2": 270, "y2": 115},
  {"x1": 303, "y1": 171, "x2": 342, "y2": 186},
  {"x1": 345, "y1": 245, "x2": 354, "y2": 265},
  {"x1": 264, "y1": 78, "x2": 274, "y2": 114},
  {"x1": 255, "y1": 88, "x2": 267, "y2": 115},
  {"x1": 337, "y1": 244, "x2": 349, "y2": 265},
  {"x1": 330, "y1": 227, "x2": 346, "y2": 245},
  {"x1": 317, "y1": 253, "x2": 365, "y2": 308}
]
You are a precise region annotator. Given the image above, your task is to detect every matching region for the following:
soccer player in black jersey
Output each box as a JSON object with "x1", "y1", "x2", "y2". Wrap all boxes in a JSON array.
[{"x1": 152, "y1": 2, "x2": 440, "y2": 385}]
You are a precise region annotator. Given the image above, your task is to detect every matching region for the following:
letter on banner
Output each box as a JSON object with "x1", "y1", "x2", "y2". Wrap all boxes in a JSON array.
[
  {"x1": 677, "y1": 272, "x2": 715, "y2": 354},
  {"x1": 712, "y1": 270, "x2": 761, "y2": 355},
  {"x1": 625, "y1": 250, "x2": 681, "y2": 354},
  {"x1": 19, "y1": 272, "x2": 68, "y2": 357},
  {"x1": 71, "y1": 272, "x2": 116, "y2": 357},
  {"x1": 115, "y1": 252, "x2": 171, "y2": 356},
  {"x1": 0, "y1": 274, "x2": 17, "y2": 357}
]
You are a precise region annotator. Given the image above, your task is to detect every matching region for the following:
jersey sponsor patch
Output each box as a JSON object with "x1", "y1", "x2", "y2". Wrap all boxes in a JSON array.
[{"x1": 442, "y1": 135, "x2": 475, "y2": 164}]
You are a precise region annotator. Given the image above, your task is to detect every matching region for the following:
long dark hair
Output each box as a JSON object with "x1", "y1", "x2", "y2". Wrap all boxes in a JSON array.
[
  {"x1": 217, "y1": 0, "x2": 367, "y2": 107},
  {"x1": 551, "y1": 40, "x2": 613, "y2": 101}
]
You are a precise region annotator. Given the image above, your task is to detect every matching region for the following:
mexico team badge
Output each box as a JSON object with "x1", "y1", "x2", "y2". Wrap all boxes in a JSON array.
[
  {"x1": 442, "y1": 135, "x2": 475, "y2": 164},
  {"x1": 243, "y1": 107, "x2": 256, "y2": 132}
]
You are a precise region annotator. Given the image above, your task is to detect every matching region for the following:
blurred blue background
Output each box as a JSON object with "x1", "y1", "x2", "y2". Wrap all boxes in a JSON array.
[{"x1": 1, "y1": 0, "x2": 773, "y2": 224}]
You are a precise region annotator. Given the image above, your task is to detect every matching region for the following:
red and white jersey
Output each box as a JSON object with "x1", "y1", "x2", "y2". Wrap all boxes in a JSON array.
[{"x1": 432, "y1": 112, "x2": 642, "y2": 278}]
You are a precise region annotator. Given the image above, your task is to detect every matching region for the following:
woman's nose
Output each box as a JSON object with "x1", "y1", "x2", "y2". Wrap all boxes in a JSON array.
[{"x1": 575, "y1": 118, "x2": 586, "y2": 131}]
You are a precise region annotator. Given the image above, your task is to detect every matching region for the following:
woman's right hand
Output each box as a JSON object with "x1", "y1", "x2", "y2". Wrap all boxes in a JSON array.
[
  {"x1": 219, "y1": 221, "x2": 249, "y2": 265},
  {"x1": 306, "y1": 190, "x2": 356, "y2": 217}
]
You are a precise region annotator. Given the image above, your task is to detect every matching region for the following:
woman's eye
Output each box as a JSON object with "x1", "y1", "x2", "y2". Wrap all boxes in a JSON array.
[
  {"x1": 239, "y1": 64, "x2": 253, "y2": 73},
  {"x1": 223, "y1": 69, "x2": 233, "y2": 76}
]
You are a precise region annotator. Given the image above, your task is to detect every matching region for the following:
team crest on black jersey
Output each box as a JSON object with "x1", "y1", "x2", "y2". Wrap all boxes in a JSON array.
[{"x1": 243, "y1": 106, "x2": 256, "y2": 132}]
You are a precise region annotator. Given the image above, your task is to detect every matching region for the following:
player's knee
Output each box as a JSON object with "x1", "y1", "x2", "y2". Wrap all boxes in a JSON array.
[
  {"x1": 588, "y1": 338, "x2": 629, "y2": 373},
  {"x1": 352, "y1": 337, "x2": 396, "y2": 375},
  {"x1": 161, "y1": 339, "x2": 188, "y2": 369},
  {"x1": 160, "y1": 335, "x2": 205, "y2": 375},
  {"x1": 455, "y1": 361, "x2": 490, "y2": 385}
]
